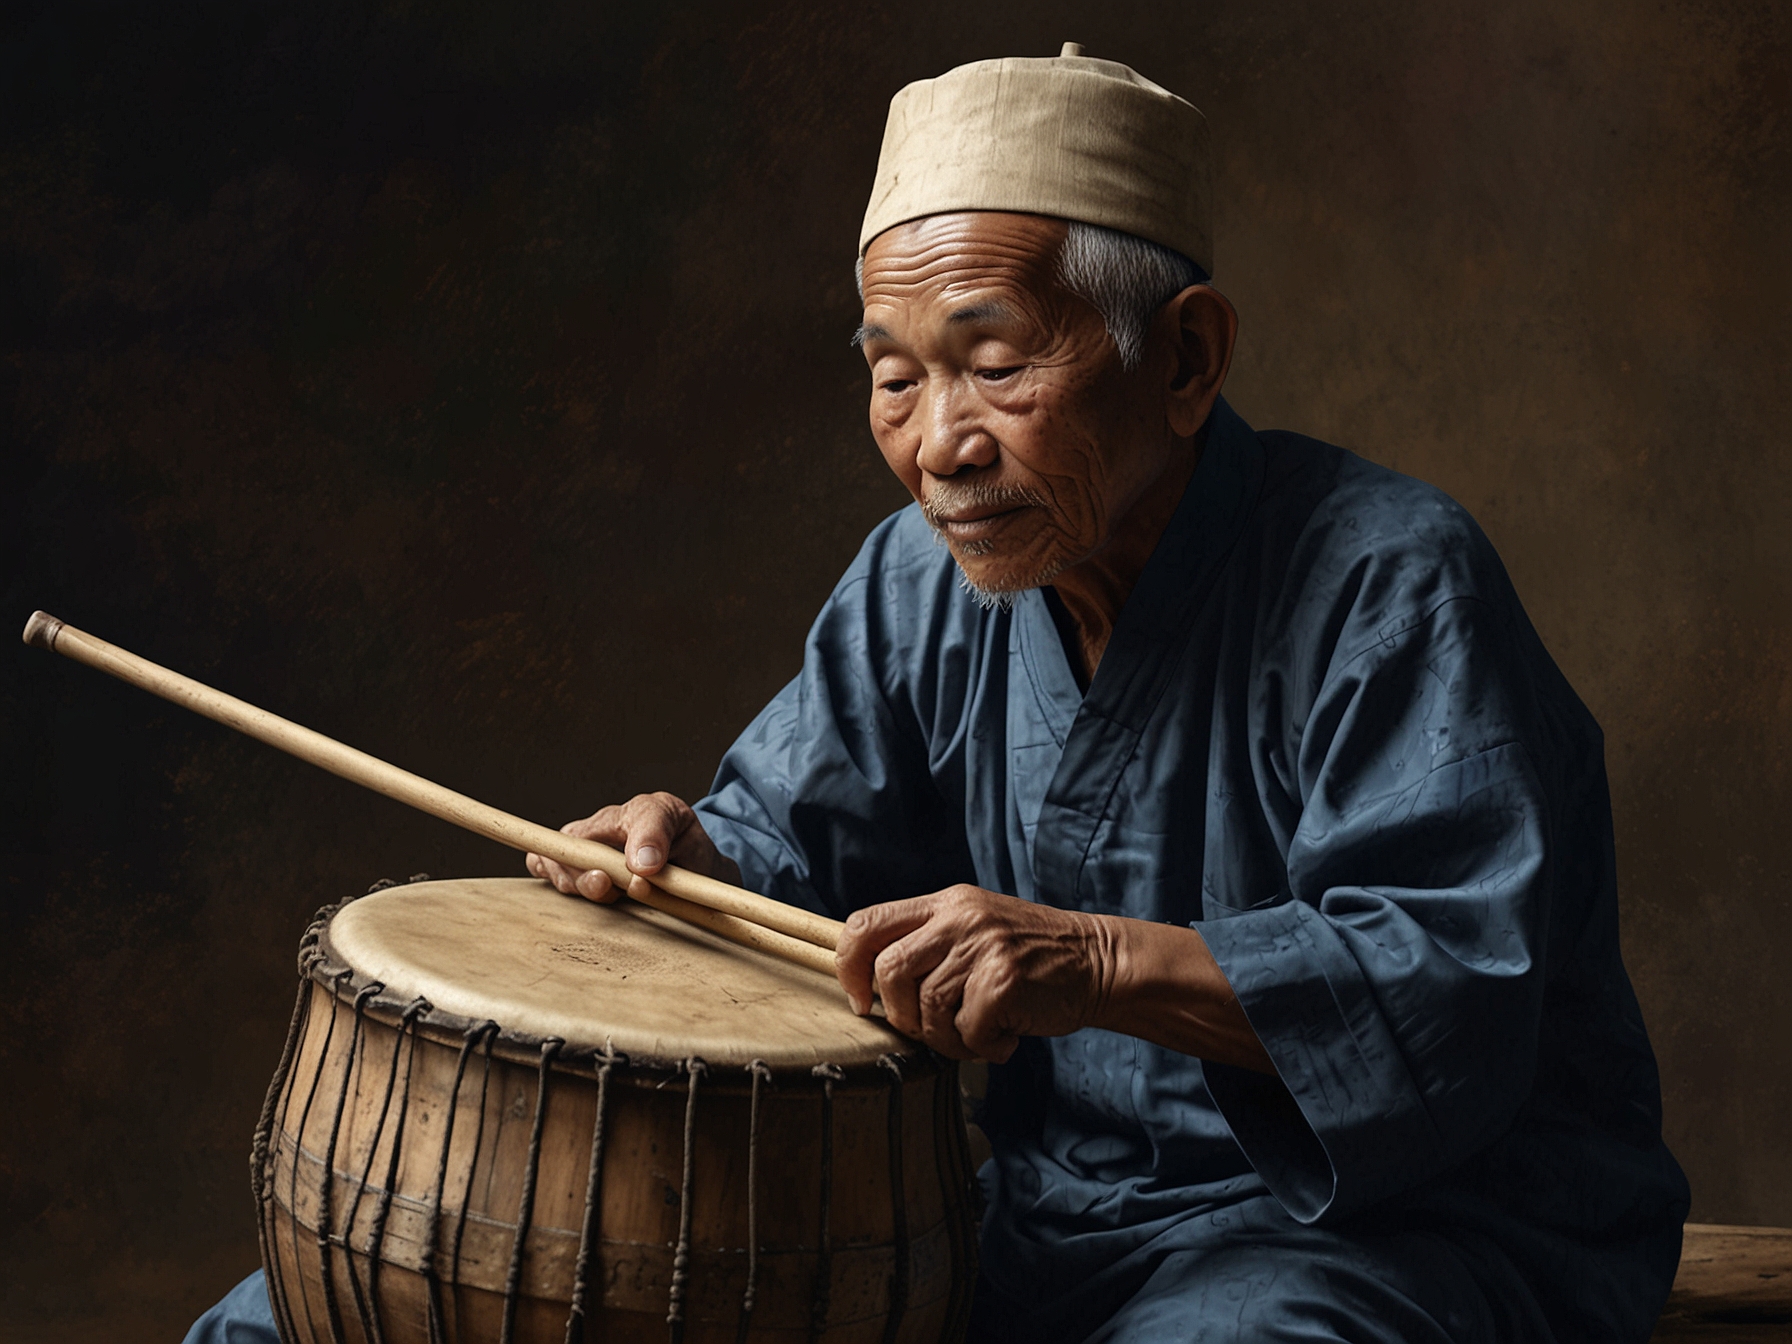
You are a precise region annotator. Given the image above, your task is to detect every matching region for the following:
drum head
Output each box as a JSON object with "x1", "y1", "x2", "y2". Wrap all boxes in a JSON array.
[{"x1": 322, "y1": 878, "x2": 910, "y2": 1068}]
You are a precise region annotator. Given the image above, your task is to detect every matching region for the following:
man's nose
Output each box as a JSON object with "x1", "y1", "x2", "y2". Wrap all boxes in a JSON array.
[{"x1": 915, "y1": 382, "x2": 997, "y2": 478}]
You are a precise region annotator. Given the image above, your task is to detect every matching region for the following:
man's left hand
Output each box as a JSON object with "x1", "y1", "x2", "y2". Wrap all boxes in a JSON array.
[
  {"x1": 835, "y1": 885, "x2": 1278, "y2": 1074},
  {"x1": 834, "y1": 885, "x2": 1115, "y2": 1063}
]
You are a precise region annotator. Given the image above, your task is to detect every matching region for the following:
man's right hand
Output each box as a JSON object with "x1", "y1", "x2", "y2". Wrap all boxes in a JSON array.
[{"x1": 525, "y1": 792, "x2": 742, "y2": 904}]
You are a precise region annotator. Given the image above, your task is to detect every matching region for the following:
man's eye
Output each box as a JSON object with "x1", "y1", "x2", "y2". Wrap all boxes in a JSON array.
[
  {"x1": 977, "y1": 366, "x2": 1023, "y2": 382},
  {"x1": 879, "y1": 379, "x2": 916, "y2": 394}
]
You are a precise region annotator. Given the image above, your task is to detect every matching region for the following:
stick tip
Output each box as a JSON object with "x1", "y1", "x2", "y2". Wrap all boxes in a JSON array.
[{"x1": 22, "y1": 610, "x2": 64, "y2": 650}]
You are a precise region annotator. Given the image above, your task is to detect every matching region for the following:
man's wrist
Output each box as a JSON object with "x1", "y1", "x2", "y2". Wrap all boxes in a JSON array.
[
  {"x1": 1083, "y1": 917, "x2": 1274, "y2": 1073},
  {"x1": 1078, "y1": 910, "x2": 1126, "y2": 1031},
  {"x1": 1084, "y1": 913, "x2": 1183, "y2": 1035}
]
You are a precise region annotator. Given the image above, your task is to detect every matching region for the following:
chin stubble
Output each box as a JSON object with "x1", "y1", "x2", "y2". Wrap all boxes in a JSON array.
[{"x1": 920, "y1": 481, "x2": 1064, "y2": 609}]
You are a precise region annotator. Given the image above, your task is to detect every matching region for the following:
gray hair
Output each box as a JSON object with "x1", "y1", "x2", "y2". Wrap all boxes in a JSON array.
[
  {"x1": 853, "y1": 220, "x2": 1207, "y2": 371},
  {"x1": 1057, "y1": 221, "x2": 1207, "y2": 370}
]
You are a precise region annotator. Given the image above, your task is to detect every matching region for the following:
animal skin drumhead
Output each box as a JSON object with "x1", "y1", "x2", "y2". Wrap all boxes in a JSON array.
[{"x1": 323, "y1": 877, "x2": 908, "y2": 1067}]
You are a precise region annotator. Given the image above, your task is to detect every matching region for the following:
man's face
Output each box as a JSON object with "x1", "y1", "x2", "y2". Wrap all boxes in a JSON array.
[{"x1": 857, "y1": 212, "x2": 1180, "y2": 600}]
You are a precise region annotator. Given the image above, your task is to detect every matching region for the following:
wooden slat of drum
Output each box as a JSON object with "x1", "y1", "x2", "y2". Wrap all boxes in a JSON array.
[
  {"x1": 274, "y1": 1131, "x2": 957, "y2": 1320},
  {"x1": 269, "y1": 983, "x2": 965, "y2": 1338},
  {"x1": 1651, "y1": 1223, "x2": 1792, "y2": 1341}
]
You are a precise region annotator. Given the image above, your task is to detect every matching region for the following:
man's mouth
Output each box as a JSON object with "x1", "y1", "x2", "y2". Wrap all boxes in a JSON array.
[
  {"x1": 933, "y1": 506, "x2": 1026, "y2": 541},
  {"x1": 921, "y1": 484, "x2": 1045, "y2": 546}
]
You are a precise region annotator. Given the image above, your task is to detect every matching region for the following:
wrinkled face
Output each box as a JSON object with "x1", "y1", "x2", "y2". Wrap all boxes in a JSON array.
[{"x1": 857, "y1": 212, "x2": 1176, "y2": 599}]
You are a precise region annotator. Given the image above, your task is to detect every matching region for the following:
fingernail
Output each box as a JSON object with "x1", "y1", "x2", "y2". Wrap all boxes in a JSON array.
[{"x1": 633, "y1": 845, "x2": 663, "y2": 870}]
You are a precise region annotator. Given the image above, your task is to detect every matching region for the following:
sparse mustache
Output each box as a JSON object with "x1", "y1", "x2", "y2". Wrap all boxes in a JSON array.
[{"x1": 919, "y1": 481, "x2": 1046, "y2": 528}]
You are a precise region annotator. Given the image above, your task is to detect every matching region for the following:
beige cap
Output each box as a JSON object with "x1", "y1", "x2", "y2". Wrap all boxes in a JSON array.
[{"x1": 859, "y1": 42, "x2": 1213, "y2": 273}]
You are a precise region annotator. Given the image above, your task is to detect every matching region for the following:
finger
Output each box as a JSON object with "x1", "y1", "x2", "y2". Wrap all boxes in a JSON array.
[
  {"x1": 870, "y1": 925, "x2": 954, "y2": 1040},
  {"x1": 535, "y1": 854, "x2": 583, "y2": 895},
  {"x1": 955, "y1": 967, "x2": 1022, "y2": 1064},
  {"x1": 836, "y1": 898, "x2": 936, "y2": 1016},
  {"x1": 525, "y1": 849, "x2": 584, "y2": 896},
  {"x1": 916, "y1": 951, "x2": 976, "y2": 1060},
  {"x1": 617, "y1": 792, "x2": 695, "y2": 875},
  {"x1": 552, "y1": 804, "x2": 643, "y2": 895},
  {"x1": 560, "y1": 805, "x2": 630, "y2": 846},
  {"x1": 872, "y1": 943, "x2": 919, "y2": 1037},
  {"x1": 557, "y1": 816, "x2": 621, "y2": 890},
  {"x1": 575, "y1": 868, "x2": 617, "y2": 904}
]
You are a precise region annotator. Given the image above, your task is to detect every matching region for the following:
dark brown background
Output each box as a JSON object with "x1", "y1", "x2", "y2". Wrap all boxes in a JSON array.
[{"x1": 2, "y1": 1, "x2": 1786, "y2": 1338}]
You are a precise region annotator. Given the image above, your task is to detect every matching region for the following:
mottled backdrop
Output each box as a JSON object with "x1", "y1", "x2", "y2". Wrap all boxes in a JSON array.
[{"x1": 2, "y1": 1, "x2": 1786, "y2": 1338}]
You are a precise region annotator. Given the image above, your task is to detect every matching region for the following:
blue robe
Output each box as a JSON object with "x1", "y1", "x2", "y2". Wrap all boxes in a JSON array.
[{"x1": 694, "y1": 399, "x2": 1689, "y2": 1342}]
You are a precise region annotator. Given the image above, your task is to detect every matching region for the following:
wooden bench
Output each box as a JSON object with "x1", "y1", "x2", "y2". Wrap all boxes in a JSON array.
[{"x1": 1651, "y1": 1224, "x2": 1792, "y2": 1340}]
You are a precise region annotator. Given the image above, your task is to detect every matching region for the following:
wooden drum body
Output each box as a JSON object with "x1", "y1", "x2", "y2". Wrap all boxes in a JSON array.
[{"x1": 253, "y1": 878, "x2": 978, "y2": 1343}]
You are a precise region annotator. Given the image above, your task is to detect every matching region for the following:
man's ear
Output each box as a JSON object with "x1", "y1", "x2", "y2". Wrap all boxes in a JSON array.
[{"x1": 1161, "y1": 285, "x2": 1238, "y2": 439}]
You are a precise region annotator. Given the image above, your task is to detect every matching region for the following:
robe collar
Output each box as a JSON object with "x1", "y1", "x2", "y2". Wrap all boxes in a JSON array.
[{"x1": 1020, "y1": 396, "x2": 1265, "y2": 906}]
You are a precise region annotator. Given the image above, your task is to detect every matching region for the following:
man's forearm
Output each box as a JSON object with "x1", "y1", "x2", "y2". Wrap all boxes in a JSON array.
[{"x1": 1088, "y1": 917, "x2": 1277, "y2": 1074}]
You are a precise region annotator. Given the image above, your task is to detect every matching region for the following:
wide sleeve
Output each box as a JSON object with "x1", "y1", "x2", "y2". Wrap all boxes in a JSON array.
[
  {"x1": 1198, "y1": 590, "x2": 1565, "y2": 1224},
  {"x1": 693, "y1": 513, "x2": 981, "y2": 920}
]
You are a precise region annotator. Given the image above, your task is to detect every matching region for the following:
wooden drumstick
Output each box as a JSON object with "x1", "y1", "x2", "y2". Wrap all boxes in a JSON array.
[{"x1": 22, "y1": 611, "x2": 845, "y2": 976}]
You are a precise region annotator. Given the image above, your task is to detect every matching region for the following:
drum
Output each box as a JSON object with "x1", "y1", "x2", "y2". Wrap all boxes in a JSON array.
[{"x1": 251, "y1": 876, "x2": 979, "y2": 1343}]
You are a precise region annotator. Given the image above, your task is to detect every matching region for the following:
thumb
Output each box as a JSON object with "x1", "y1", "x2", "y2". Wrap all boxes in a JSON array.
[{"x1": 619, "y1": 791, "x2": 696, "y2": 875}]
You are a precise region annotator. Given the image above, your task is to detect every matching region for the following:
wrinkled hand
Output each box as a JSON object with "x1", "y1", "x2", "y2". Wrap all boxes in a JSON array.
[
  {"x1": 834, "y1": 885, "x2": 1116, "y2": 1063},
  {"x1": 525, "y1": 792, "x2": 741, "y2": 904}
]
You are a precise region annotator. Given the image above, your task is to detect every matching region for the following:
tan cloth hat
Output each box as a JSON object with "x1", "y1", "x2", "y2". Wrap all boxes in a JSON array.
[{"x1": 859, "y1": 43, "x2": 1212, "y2": 273}]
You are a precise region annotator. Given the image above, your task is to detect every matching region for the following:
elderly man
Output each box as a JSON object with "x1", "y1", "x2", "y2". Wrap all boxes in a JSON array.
[{"x1": 188, "y1": 44, "x2": 1687, "y2": 1344}]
